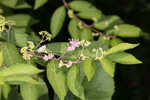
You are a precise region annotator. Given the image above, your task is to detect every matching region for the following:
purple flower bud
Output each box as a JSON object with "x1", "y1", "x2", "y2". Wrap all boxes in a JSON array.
[
  {"x1": 43, "y1": 53, "x2": 54, "y2": 61},
  {"x1": 43, "y1": 55, "x2": 49, "y2": 61},
  {"x1": 70, "y1": 40, "x2": 80, "y2": 47},
  {"x1": 66, "y1": 45, "x2": 75, "y2": 51},
  {"x1": 37, "y1": 45, "x2": 46, "y2": 53},
  {"x1": 47, "y1": 53, "x2": 54, "y2": 59}
]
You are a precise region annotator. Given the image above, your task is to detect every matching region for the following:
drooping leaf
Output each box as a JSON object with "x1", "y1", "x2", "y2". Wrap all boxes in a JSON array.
[
  {"x1": 82, "y1": 59, "x2": 95, "y2": 81},
  {"x1": 68, "y1": 19, "x2": 81, "y2": 39},
  {"x1": 69, "y1": 1, "x2": 96, "y2": 12},
  {"x1": 0, "y1": 52, "x2": 2, "y2": 67},
  {"x1": 5, "y1": 75, "x2": 43, "y2": 85},
  {"x1": 99, "y1": 58, "x2": 115, "y2": 77},
  {"x1": 47, "y1": 60, "x2": 68, "y2": 100},
  {"x1": 82, "y1": 61, "x2": 114, "y2": 100},
  {"x1": 80, "y1": 28, "x2": 93, "y2": 41},
  {"x1": 2, "y1": 84, "x2": 11, "y2": 100},
  {"x1": 14, "y1": 28, "x2": 28, "y2": 47},
  {"x1": 50, "y1": 6, "x2": 66, "y2": 38},
  {"x1": 107, "y1": 24, "x2": 142, "y2": 38},
  {"x1": 93, "y1": 15, "x2": 123, "y2": 30},
  {"x1": 106, "y1": 52, "x2": 142, "y2": 64},
  {"x1": 0, "y1": 0, "x2": 17, "y2": 8},
  {"x1": 34, "y1": 0, "x2": 48, "y2": 10},
  {"x1": 0, "y1": 64, "x2": 44, "y2": 77},
  {"x1": 15, "y1": 0, "x2": 31, "y2": 9},
  {"x1": 0, "y1": 42, "x2": 23, "y2": 66},
  {"x1": 109, "y1": 38, "x2": 123, "y2": 47},
  {"x1": 77, "y1": 9, "x2": 102, "y2": 21},
  {"x1": 20, "y1": 79, "x2": 49, "y2": 100},
  {"x1": 104, "y1": 43, "x2": 139, "y2": 56},
  {"x1": 67, "y1": 65, "x2": 85, "y2": 100},
  {"x1": 6, "y1": 14, "x2": 32, "y2": 27}
]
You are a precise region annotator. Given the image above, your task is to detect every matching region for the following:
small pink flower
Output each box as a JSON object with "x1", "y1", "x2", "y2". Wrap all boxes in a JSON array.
[
  {"x1": 43, "y1": 53, "x2": 54, "y2": 61},
  {"x1": 43, "y1": 55, "x2": 49, "y2": 61},
  {"x1": 47, "y1": 53, "x2": 54, "y2": 59},
  {"x1": 70, "y1": 40, "x2": 79, "y2": 47},
  {"x1": 37, "y1": 45, "x2": 46, "y2": 53},
  {"x1": 66, "y1": 45, "x2": 75, "y2": 51}
]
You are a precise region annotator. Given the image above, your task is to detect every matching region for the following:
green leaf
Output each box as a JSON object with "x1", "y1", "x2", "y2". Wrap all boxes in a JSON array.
[
  {"x1": 0, "y1": 86, "x2": 1, "y2": 100},
  {"x1": 14, "y1": 28, "x2": 28, "y2": 47},
  {"x1": 6, "y1": 14, "x2": 31, "y2": 27},
  {"x1": 67, "y1": 65, "x2": 85, "y2": 100},
  {"x1": 0, "y1": 0, "x2": 17, "y2": 8},
  {"x1": 82, "y1": 61, "x2": 114, "y2": 100},
  {"x1": 0, "y1": 52, "x2": 2, "y2": 67},
  {"x1": 34, "y1": 0, "x2": 48, "y2": 10},
  {"x1": 99, "y1": 58, "x2": 115, "y2": 77},
  {"x1": 46, "y1": 42, "x2": 68, "y2": 55},
  {"x1": 2, "y1": 84, "x2": 11, "y2": 100},
  {"x1": 109, "y1": 38, "x2": 123, "y2": 47},
  {"x1": 106, "y1": 52, "x2": 142, "y2": 64},
  {"x1": 50, "y1": 6, "x2": 66, "y2": 38},
  {"x1": 5, "y1": 75, "x2": 43, "y2": 85},
  {"x1": 69, "y1": 1, "x2": 96, "y2": 12},
  {"x1": 20, "y1": 79, "x2": 49, "y2": 100},
  {"x1": 77, "y1": 9, "x2": 102, "y2": 21},
  {"x1": 15, "y1": 0, "x2": 31, "y2": 9},
  {"x1": 0, "y1": 64, "x2": 44, "y2": 77},
  {"x1": 82, "y1": 59, "x2": 95, "y2": 81},
  {"x1": 80, "y1": 28, "x2": 93, "y2": 41},
  {"x1": 104, "y1": 43, "x2": 139, "y2": 56},
  {"x1": 93, "y1": 15, "x2": 123, "y2": 30},
  {"x1": 68, "y1": 19, "x2": 81, "y2": 39},
  {"x1": 47, "y1": 60, "x2": 68, "y2": 100},
  {"x1": 108, "y1": 24, "x2": 142, "y2": 38},
  {"x1": 0, "y1": 42, "x2": 23, "y2": 66}
]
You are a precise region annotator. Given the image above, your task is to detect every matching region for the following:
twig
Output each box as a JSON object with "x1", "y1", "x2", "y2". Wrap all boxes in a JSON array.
[{"x1": 62, "y1": 0, "x2": 115, "y2": 38}]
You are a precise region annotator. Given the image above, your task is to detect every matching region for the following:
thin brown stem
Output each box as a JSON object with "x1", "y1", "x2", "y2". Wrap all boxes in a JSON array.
[{"x1": 62, "y1": 0, "x2": 115, "y2": 38}]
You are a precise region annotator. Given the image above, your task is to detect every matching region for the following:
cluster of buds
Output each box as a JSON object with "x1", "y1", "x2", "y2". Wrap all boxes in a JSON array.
[
  {"x1": 66, "y1": 39, "x2": 80, "y2": 51},
  {"x1": 92, "y1": 47, "x2": 104, "y2": 60},
  {"x1": 58, "y1": 60, "x2": 73, "y2": 68},
  {"x1": 39, "y1": 31, "x2": 52, "y2": 42},
  {"x1": 37, "y1": 45, "x2": 54, "y2": 61},
  {"x1": 20, "y1": 41, "x2": 35, "y2": 60},
  {"x1": 0, "y1": 15, "x2": 15, "y2": 32}
]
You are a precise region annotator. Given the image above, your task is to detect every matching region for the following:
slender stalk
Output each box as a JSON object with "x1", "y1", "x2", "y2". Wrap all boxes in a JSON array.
[{"x1": 62, "y1": 0, "x2": 115, "y2": 38}]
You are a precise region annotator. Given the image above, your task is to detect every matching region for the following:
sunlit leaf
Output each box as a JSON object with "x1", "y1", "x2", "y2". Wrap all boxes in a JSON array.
[
  {"x1": 106, "y1": 52, "x2": 142, "y2": 64},
  {"x1": 34, "y1": 0, "x2": 48, "y2": 10},
  {"x1": 50, "y1": 6, "x2": 66, "y2": 38},
  {"x1": 82, "y1": 59, "x2": 95, "y2": 81},
  {"x1": 105, "y1": 43, "x2": 139, "y2": 56},
  {"x1": 47, "y1": 60, "x2": 68, "y2": 100},
  {"x1": 67, "y1": 65, "x2": 85, "y2": 100}
]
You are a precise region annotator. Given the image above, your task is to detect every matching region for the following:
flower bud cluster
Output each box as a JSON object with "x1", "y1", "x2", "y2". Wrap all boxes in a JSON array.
[
  {"x1": 20, "y1": 41, "x2": 35, "y2": 60},
  {"x1": 0, "y1": 15, "x2": 15, "y2": 32},
  {"x1": 39, "y1": 31, "x2": 52, "y2": 41},
  {"x1": 59, "y1": 60, "x2": 73, "y2": 68},
  {"x1": 92, "y1": 48, "x2": 104, "y2": 60}
]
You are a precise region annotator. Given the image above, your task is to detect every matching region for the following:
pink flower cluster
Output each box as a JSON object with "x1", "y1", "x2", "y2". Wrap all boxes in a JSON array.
[
  {"x1": 66, "y1": 39, "x2": 80, "y2": 51},
  {"x1": 43, "y1": 53, "x2": 54, "y2": 61}
]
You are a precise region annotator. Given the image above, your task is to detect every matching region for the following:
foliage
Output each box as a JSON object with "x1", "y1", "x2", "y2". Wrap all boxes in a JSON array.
[{"x1": 0, "y1": 0, "x2": 144, "y2": 100}]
